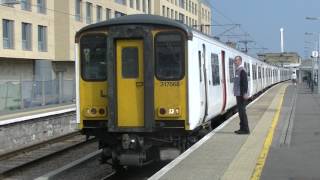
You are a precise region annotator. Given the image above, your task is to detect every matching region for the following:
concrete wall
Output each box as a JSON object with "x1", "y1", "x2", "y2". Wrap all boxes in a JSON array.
[{"x1": 0, "y1": 112, "x2": 77, "y2": 154}]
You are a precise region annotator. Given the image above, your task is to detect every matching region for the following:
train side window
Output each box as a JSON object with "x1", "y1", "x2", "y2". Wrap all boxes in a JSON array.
[
  {"x1": 211, "y1": 53, "x2": 220, "y2": 85},
  {"x1": 253, "y1": 64, "x2": 257, "y2": 80},
  {"x1": 80, "y1": 34, "x2": 107, "y2": 81},
  {"x1": 122, "y1": 47, "x2": 138, "y2": 78},
  {"x1": 258, "y1": 67, "x2": 261, "y2": 79},
  {"x1": 155, "y1": 32, "x2": 185, "y2": 81},
  {"x1": 229, "y1": 58, "x2": 234, "y2": 82},
  {"x1": 247, "y1": 63, "x2": 251, "y2": 79}
]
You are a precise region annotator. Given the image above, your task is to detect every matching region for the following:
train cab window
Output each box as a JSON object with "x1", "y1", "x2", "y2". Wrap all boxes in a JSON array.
[
  {"x1": 211, "y1": 53, "x2": 220, "y2": 85},
  {"x1": 229, "y1": 58, "x2": 234, "y2": 82},
  {"x1": 122, "y1": 47, "x2": 138, "y2": 78},
  {"x1": 80, "y1": 34, "x2": 107, "y2": 81},
  {"x1": 155, "y1": 32, "x2": 184, "y2": 81}
]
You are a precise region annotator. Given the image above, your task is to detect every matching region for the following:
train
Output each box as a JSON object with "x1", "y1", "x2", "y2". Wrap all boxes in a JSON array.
[{"x1": 75, "y1": 14, "x2": 290, "y2": 169}]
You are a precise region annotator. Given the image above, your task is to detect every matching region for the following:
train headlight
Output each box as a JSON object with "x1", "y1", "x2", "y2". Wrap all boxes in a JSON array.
[
  {"x1": 83, "y1": 107, "x2": 107, "y2": 117},
  {"x1": 157, "y1": 107, "x2": 181, "y2": 117}
]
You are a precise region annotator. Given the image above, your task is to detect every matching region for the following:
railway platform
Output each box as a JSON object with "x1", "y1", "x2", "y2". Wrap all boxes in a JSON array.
[
  {"x1": 150, "y1": 82, "x2": 320, "y2": 180},
  {"x1": 0, "y1": 104, "x2": 76, "y2": 154}
]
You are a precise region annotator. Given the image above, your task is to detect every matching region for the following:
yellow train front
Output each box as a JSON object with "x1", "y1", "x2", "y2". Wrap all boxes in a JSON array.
[{"x1": 75, "y1": 14, "x2": 192, "y2": 168}]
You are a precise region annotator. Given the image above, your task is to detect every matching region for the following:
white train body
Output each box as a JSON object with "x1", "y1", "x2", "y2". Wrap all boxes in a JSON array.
[{"x1": 187, "y1": 31, "x2": 289, "y2": 130}]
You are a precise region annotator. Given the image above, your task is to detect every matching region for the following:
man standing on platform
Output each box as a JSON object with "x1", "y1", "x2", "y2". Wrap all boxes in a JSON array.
[{"x1": 233, "y1": 56, "x2": 250, "y2": 134}]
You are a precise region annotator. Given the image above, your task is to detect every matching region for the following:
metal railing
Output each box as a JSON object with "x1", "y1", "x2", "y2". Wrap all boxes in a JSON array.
[{"x1": 0, "y1": 79, "x2": 75, "y2": 112}]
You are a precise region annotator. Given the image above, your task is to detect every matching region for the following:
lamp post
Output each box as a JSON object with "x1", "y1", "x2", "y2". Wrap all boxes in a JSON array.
[
  {"x1": 305, "y1": 31, "x2": 320, "y2": 93},
  {"x1": 306, "y1": 17, "x2": 320, "y2": 93}
]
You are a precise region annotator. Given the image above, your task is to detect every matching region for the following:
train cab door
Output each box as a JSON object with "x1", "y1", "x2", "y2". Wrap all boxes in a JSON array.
[{"x1": 116, "y1": 40, "x2": 144, "y2": 127}]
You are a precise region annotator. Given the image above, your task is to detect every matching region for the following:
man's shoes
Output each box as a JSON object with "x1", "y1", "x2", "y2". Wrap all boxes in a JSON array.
[{"x1": 234, "y1": 129, "x2": 250, "y2": 134}]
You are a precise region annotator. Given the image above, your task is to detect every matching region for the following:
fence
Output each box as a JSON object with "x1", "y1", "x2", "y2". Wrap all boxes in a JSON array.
[{"x1": 0, "y1": 79, "x2": 75, "y2": 112}]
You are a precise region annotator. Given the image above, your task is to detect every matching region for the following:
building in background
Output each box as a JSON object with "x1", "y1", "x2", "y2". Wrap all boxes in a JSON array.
[
  {"x1": 257, "y1": 52, "x2": 301, "y2": 66},
  {"x1": 0, "y1": 0, "x2": 212, "y2": 111}
]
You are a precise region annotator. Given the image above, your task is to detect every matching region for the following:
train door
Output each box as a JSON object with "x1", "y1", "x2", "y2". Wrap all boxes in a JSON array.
[
  {"x1": 221, "y1": 50, "x2": 227, "y2": 112},
  {"x1": 116, "y1": 40, "x2": 144, "y2": 127},
  {"x1": 198, "y1": 49, "x2": 206, "y2": 121},
  {"x1": 202, "y1": 44, "x2": 208, "y2": 119},
  {"x1": 210, "y1": 53, "x2": 222, "y2": 116}
]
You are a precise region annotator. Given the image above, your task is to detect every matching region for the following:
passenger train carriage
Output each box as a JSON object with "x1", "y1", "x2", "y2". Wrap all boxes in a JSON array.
[{"x1": 75, "y1": 14, "x2": 289, "y2": 168}]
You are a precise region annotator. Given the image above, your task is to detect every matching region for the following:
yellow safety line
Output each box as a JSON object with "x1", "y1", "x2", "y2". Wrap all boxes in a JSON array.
[{"x1": 251, "y1": 86, "x2": 286, "y2": 180}]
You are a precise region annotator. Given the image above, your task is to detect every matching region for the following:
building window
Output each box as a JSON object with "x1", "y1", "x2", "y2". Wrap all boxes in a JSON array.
[
  {"x1": 186, "y1": 0, "x2": 188, "y2": 11},
  {"x1": 195, "y1": 4, "x2": 197, "y2": 15},
  {"x1": 37, "y1": 0, "x2": 46, "y2": 14},
  {"x1": 171, "y1": 9, "x2": 174, "y2": 19},
  {"x1": 148, "y1": 0, "x2": 151, "y2": 14},
  {"x1": 115, "y1": 0, "x2": 126, "y2": 5},
  {"x1": 106, "y1": 8, "x2": 112, "y2": 20},
  {"x1": 179, "y1": 13, "x2": 184, "y2": 23},
  {"x1": 136, "y1": 0, "x2": 140, "y2": 10},
  {"x1": 22, "y1": 22, "x2": 32, "y2": 51},
  {"x1": 167, "y1": 7, "x2": 170, "y2": 17},
  {"x1": 162, "y1": 6, "x2": 165, "y2": 16},
  {"x1": 75, "y1": 0, "x2": 82, "y2": 21},
  {"x1": 179, "y1": 0, "x2": 184, "y2": 9},
  {"x1": 191, "y1": 2, "x2": 194, "y2": 14},
  {"x1": 21, "y1": 0, "x2": 31, "y2": 11},
  {"x1": 175, "y1": 11, "x2": 178, "y2": 20},
  {"x1": 142, "y1": 0, "x2": 146, "y2": 13},
  {"x1": 186, "y1": 16, "x2": 188, "y2": 25},
  {"x1": 38, "y1": 25, "x2": 47, "y2": 52},
  {"x1": 96, "y1": 5, "x2": 102, "y2": 22},
  {"x1": 86, "y1": 2, "x2": 92, "y2": 24},
  {"x1": 130, "y1": 0, "x2": 134, "y2": 8},
  {"x1": 3, "y1": 19, "x2": 14, "y2": 49},
  {"x1": 115, "y1": 11, "x2": 126, "y2": 18}
]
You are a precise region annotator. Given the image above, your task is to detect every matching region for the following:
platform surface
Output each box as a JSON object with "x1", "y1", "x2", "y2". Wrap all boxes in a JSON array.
[
  {"x1": 261, "y1": 84, "x2": 320, "y2": 179},
  {"x1": 150, "y1": 82, "x2": 296, "y2": 180}
]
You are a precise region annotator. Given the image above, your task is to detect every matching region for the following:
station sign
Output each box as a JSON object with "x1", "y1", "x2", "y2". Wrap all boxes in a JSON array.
[{"x1": 312, "y1": 51, "x2": 319, "y2": 58}]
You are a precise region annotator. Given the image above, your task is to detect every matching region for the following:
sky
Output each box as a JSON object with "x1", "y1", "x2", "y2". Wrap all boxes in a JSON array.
[{"x1": 210, "y1": 0, "x2": 320, "y2": 59}]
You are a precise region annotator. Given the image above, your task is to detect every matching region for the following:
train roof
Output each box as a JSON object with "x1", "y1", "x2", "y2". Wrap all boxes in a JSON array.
[{"x1": 75, "y1": 14, "x2": 193, "y2": 41}]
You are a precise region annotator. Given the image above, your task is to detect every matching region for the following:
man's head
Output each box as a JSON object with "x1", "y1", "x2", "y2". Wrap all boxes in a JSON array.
[{"x1": 234, "y1": 55, "x2": 242, "y2": 68}]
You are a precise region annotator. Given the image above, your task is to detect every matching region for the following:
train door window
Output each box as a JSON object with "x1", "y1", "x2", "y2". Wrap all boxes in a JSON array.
[
  {"x1": 252, "y1": 64, "x2": 256, "y2": 80},
  {"x1": 198, "y1": 51, "x2": 202, "y2": 82},
  {"x1": 247, "y1": 63, "x2": 251, "y2": 80},
  {"x1": 80, "y1": 33, "x2": 107, "y2": 81},
  {"x1": 211, "y1": 53, "x2": 220, "y2": 85},
  {"x1": 122, "y1": 47, "x2": 138, "y2": 78},
  {"x1": 229, "y1": 58, "x2": 234, "y2": 82},
  {"x1": 155, "y1": 32, "x2": 184, "y2": 80},
  {"x1": 258, "y1": 66, "x2": 261, "y2": 79}
]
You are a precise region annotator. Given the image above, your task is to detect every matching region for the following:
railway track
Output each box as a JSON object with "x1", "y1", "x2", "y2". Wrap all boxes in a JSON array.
[{"x1": 0, "y1": 131, "x2": 96, "y2": 178}]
